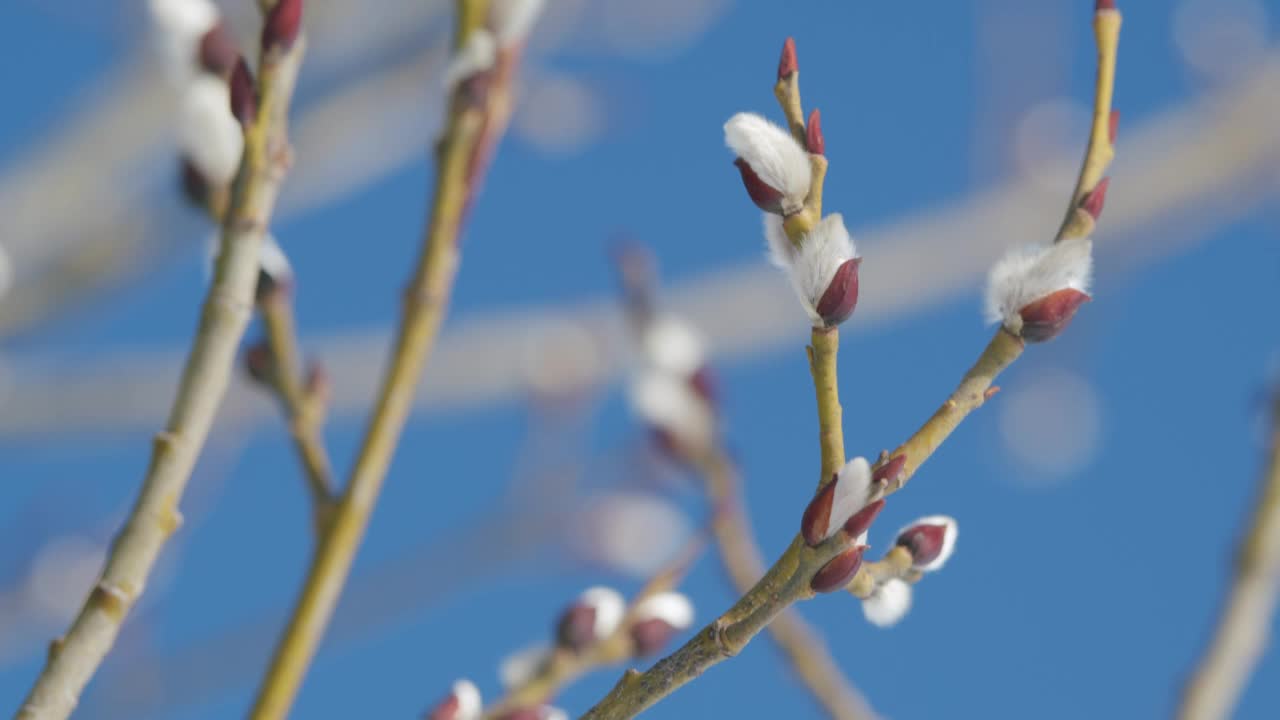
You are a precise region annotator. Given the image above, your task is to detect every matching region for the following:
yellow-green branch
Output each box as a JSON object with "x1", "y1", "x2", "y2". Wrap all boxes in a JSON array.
[
  {"x1": 247, "y1": 2, "x2": 521, "y2": 717},
  {"x1": 16, "y1": 25, "x2": 306, "y2": 720},
  {"x1": 1177, "y1": 388, "x2": 1280, "y2": 720}
]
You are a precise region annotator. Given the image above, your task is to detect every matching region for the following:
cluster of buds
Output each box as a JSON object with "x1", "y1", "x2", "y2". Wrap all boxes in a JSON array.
[
  {"x1": 148, "y1": 0, "x2": 244, "y2": 206},
  {"x1": 800, "y1": 457, "x2": 886, "y2": 593},
  {"x1": 859, "y1": 516, "x2": 959, "y2": 628},
  {"x1": 723, "y1": 39, "x2": 862, "y2": 329},
  {"x1": 550, "y1": 586, "x2": 695, "y2": 658},
  {"x1": 617, "y1": 245, "x2": 718, "y2": 462}
]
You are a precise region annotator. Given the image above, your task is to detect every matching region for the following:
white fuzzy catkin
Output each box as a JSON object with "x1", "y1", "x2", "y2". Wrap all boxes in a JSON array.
[
  {"x1": 450, "y1": 679, "x2": 482, "y2": 720},
  {"x1": 823, "y1": 457, "x2": 873, "y2": 542},
  {"x1": 641, "y1": 314, "x2": 706, "y2": 377},
  {"x1": 442, "y1": 29, "x2": 498, "y2": 91},
  {"x1": 578, "y1": 586, "x2": 627, "y2": 640},
  {"x1": 763, "y1": 213, "x2": 793, "y2": 269},
  {"x1": 632, "y1": 591, "x2": 695, "y2": 630},
  {"x1": 984, "y1": 237, "x2": 1092, "y2": 332},
  {"x1": 498, "y1": 644, "x2": 552, "y2": 690},
  {"x1": 149, "y1": 0, "x2": 219, "y2": 80},
  {"x1": 627, "y1": 369, "x2": 713, "y2": 450},
  {"x1": 180, "y1": 74, "x2": 244, "y2": 186},
  {"x1": 787, "y1": 213, "x2": 858, "y2": 325},
  {"x1": 489, "y1": 0, "x2": 545, "y2": 46},
  {"x1": 724, "y1": 113, "x2": 812, "y2": 214},
  {"x1": 900, "y1": 515, "x2": 959, "y2": 572},
  {"x1": 861, "y1": 578, "x2": 913, "y2": 628}
]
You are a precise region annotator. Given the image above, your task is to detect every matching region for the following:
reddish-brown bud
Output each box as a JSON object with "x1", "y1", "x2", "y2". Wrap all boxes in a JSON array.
[
  {"x1": 842, "y1": 498, "x2": 885, "y2": 540},
  {"x1": 689, "y1": 365, "x2": 717, "y2": 406},
  {"x1": 424, "y1": 680, "x2": 481, "y2": 720},
  {"x1": 1095, "y1": 0, "x2": 1116, "y2": 12},
  {"x1": 199, "y1": 22, "x2": 238, "y2": 77},
  {"x1": 262, "y1": 0, "x2": 304, "y2": 54},
  {"x1": 733, "y1": 158, "x2": 786, "y2": 214},
  {"x1": 1108, "y1": 110, "x2": 1120, "y2": 144},
  {"x1": 425, "y1": 696, "x2": 460, "y2": 720},
  {"x1": 810, "y1": 546, "x2": 866, "y2": 594},
  {"x1": 229, "y1": 57, "x2": 257, "y2": 127},
  {"x1": 630, "y1": 618, "x2": 677, "y2": 656},
  {"x1": 179, "y1": 156, "x2": 209, "y2": 209},
  {"x1": 806, "y1": 108, "x2": 824, "y2": 155},
  {"x1": 244, "y1": 340, "x2": 276, "y2": 387},
  {"x1": 1080, "y1": 177, "x2": 1110, "y2": 221},
  {"x1": 895, "y1": 516, "x2": 958, "y2": 571},
  {"x1": 555, "y1": 605, "x2": 598, "y2": 653},
  {"x1": 815, "y1": 257, "x2": 861, "y2": 327},
  {"x1": 777, "y1": 37, "x2": 798, "y2": 80},
  {"x1": 494, "y1": 711, "x2": 540, "y2": 720},
  {"x1": 801, "y1": 476, "x2": 837, "y2": 547},
  {"x1": 1018, "y1": 287, "x2": 1091, "y2": 342},
  {"x1": 872, "y1": 454, "x2": 907, "y2": 487}
]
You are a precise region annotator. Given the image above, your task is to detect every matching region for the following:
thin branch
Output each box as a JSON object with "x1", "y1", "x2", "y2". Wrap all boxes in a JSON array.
[
  {"x1": 808, "y1": 328, "x2": 846, "y2": 485},
  {"x1": 480, "y1": 540, "x2": 703, "y2": 719},
  {"x1": 247, "y1": 1, "x2": 531, "y2": 716},
  {"x1": 1177, "y1": 387, "x2": 1280, "y2": 720},
  {"x1": 15, "y1": 16, "x2": 307, "y2": 720},
  {"x1": 258, "y1": 291, "x2": 337, "y2": 533},
  {"x1": 582, "y1": 5, "x2": 1122, "y2": 715}
]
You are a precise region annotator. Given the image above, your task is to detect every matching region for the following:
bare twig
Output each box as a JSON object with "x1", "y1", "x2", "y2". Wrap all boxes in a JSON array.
[
  {"x1": 14, "y1": 11, "x2": 307, "y2": 720},
  {"x1": 258, "y1": 291, "x2": 337, "y2": 533},
  {"x1": 248, "y1": 1, "x2": 532, "y2": 716},
  {"x1": 1177, "y1": 386, "x2": 1280, "y2": 720}
]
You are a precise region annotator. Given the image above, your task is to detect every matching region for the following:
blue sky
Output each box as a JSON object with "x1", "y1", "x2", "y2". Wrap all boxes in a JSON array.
[{"x1": 2, "y1": 1, "x2": 1279, "y2": 718}]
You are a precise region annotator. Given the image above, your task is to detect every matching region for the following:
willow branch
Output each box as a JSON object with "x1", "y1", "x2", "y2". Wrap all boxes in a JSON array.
[
  {"x1": 584, "y1": 7, "x2": 1123, "y2": 712},
  {"x1": 699, "y1": 450, "x2": 874, "y2": 720},
  {"x1": 15, "y1": 24, "x2": 306, "y2": 720},
  {"x1": 1177, "y1": 388, "x2": 1280, "y2": 720},
  {"x1": 259, "y1": 292, "x2": 337, "y2": 533},
  {"x1": 481, "y1": 542, "x2": 702, "y2": 719},
  {"x1": 247, "y1": 2, "x2": 522, "y2": 716}
]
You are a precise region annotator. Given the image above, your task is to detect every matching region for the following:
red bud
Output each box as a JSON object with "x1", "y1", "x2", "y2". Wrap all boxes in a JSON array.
[
  {"x1": 777, "y1": 37, "x2": 798, "y2": 80},
  {"x1": 1018, "y1": 287, "x2": 1091, "y2": 342},
  {"x1": 815, "y1": 258, "x2": 861, "y2": 327},
  {"x1": 842, "y1": 498, "x2": 885, "y2": 539},
  {"x1": 179, "y1": 156, "x2": 209, "y2": 209},
  {"x1": 244, "y1": 340, "x2": 276, "y2": 387},
  {"x1": 262, "y1": 0, "x2": 303, "y2": 54},
  {"x1": 555, "y1": 604, "x2": 598, "y2": 653},
  {"x1": 425, "y1": 695, "x2": 460, "y2": 720},
  {"x1": 733, "y1": 158, "x2": 786, "y2": 214},
  {"x1": 806, "y1": 108, "x2": 824, "y2": 155},
  {"x1": 801, "y1": 475, "x2": 838, "y2": 547},
  {"x1": 199, "y1": 22, "x2": 238, "y2": 77},
  {"x1": 1095, "y1": 0, "x2": 1116, "y2": 11},
  {"x1": 897, "y1": 524, "x2": 946, "y2": 568},
  {"x1": 1080, "y1": 177, "x2": 1110, "y2": 221},
  {"x1": 229, "y1": 57, "x2": 257, "y2": 127},
  {"x1": 872, "y1": 454, "x2": 907, "y2": 486},
  {"x1": 630, "y1": 618, "x2": 677, "y2": 656},
  {"x1": 810, "y1": 546, "x2": 866, "y2": 594},
  {"x1": 494, "y1": 711, "x2": 540, "y2": 720},
  {"x1": 689, "y1": 366, "x2": 717, "y2": 406}
]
